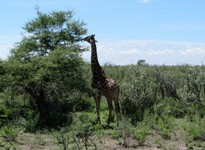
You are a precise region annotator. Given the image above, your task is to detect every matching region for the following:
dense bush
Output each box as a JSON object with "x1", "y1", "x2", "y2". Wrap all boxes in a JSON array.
[
  {"x1": 119, "y1": 66, "x2": 157, "y2": 124},
  {"x1": 104, "y1": 64, "x2": 205, "y2": 125}
]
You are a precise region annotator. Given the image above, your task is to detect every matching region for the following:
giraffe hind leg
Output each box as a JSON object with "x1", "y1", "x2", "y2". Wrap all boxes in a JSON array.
[
  {"x1": 107, "y1": 99, "x2": 114, "y2": 126},
  {"x1": 114, "y1": 100, "x2": 120, "y2": 127}
]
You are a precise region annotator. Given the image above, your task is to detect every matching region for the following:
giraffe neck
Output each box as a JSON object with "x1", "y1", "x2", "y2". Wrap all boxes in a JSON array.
[{"x1": 90, "y1": 41, "x2": 106, "y2": 80}]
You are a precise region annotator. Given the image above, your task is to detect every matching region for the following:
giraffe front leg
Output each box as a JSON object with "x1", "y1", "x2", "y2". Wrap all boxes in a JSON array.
[{"x1": 94, "y1": 94, "x2": 101, "y2": 124}]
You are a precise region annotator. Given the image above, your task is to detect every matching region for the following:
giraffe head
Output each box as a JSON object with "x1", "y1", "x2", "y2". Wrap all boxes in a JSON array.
[{"x1": 83, "y1": 34, "x2": 97, "y2": 44}]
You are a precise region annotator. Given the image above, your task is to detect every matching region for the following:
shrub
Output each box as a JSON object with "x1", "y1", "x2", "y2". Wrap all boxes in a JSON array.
[
  {"x1": 184, "y1": 115, "x2": 205, "y2": 141},
  {"x1": 0, "y1": 125, "x2": 18, "y2": 143},
  {"x1": 133, "y1": 122, "x2": 149, "y2": 145},
  {"x1": 120, "y1": 66, "x2": 157, "y2": 125}
]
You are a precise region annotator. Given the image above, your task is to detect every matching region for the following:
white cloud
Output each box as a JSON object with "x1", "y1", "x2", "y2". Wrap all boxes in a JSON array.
[
  {"x1": 0, "y1": 45, "x2": 11, "y2": 60},
  {"x1": 2, "y1": 37, "x2": 205, "y2": 65},
  {"x1": 0, "y1": 35, "x2": 21, "y2": 59},
  {"x1": 82, "y1": 40, "x2": 205, "y2": 65}
]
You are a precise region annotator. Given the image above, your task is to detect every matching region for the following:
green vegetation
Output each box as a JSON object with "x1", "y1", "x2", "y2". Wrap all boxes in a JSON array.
[{"x1": 0, "y1": 8, "x2": 205, "y2": 149}]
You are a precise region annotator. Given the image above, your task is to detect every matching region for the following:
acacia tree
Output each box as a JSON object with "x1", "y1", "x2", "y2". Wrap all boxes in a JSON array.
[{"x1": 4, "y1": 9, "x2": 88, "y2": 127}]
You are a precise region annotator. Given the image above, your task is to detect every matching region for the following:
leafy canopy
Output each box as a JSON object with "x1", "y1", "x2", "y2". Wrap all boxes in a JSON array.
[{"x1": 11, "y1": 9, "x2": 87, "y2": 60}]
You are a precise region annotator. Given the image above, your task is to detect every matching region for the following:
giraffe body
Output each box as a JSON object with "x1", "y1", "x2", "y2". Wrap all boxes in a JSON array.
[{"x1": 83, "y1": 34, "x2": 120, "y2": 126}]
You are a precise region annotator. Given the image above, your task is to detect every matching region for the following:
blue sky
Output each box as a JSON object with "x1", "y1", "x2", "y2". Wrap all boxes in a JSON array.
[{"x1": 1, "y1": 0, "x2": 205, "y2": 65}]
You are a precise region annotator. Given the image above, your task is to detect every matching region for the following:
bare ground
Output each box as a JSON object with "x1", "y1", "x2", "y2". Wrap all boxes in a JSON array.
[
  {"x1": 2, "y1": 119, "x2": 205, "y2": 150},
  {"x1": 14, "y1": 127, "x2": 187, "y2": 150},
  {"x1": 14, "y1": 131, "x2": 185, "y2": 150}
]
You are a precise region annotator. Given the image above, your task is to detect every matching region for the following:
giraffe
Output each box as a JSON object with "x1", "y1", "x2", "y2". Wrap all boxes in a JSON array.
[{"x1": 83, "y1": 34, "x2": 120, "y2": 126}]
